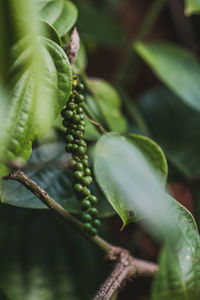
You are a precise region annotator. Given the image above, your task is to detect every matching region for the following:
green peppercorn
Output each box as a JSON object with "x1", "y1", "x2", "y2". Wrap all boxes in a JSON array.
[
  {"x1": 81, "y1": 187, "x2": 91, "y2": 197},
  {"x1": 66, "y1": 135, "x2": 74, "y2": 142},
  {"x1": 65, "y1": 143, "x2": 72, "y2": 152},
  {"x1": 76, "y1": 162, "x2": 84, "y2": 171},
  {"x1": 67, "y1": 102, "x2": 76, "y2": 110},
  {"x1": 72, "y1": 114, "x2": 81, "y2": 124},
  {"x1": 77, "y1": 146, "x2": 87, "y2": 155},
  {"x1": 83, "y1": 222, "x2": 93, "y2": 232},
  {"x1": 77, "y1": 83, "x2": 85, "y2": 91},
  {"x1": 69, "y1": 159, "x2": 77, "y2": 169},
  {"x1": 81, "y1": 199, "x2": 91, "y2": 209},
  {"x1": 77, "y1": 107, "x2": 83, "y2": 113},
  {"x1": 89, "y1": 227, "x2": 98, "y2": 236},
  {"x1": 93, "y1": 219, "x2": 101, "y2": 228},
  {"x1": 83, "y1": 155, "x2": 89, "y2": 160},
  {"x1": 79, "y1": 120, "x2": 85, "y2": 126},
  {"x1": 84, "y1": 168, "x2": 91, "y2": 176},
  {"x1": 74, "y1": 130, "x2": 83, "y2": 139},
  {"x1": 81, "y1": 176, "x2": 93, "y2": 186},
  {"x1": 81, "y1": 213, "x2": 92, "y2": 222},
  {"x1": 77, "y1": 124, "x2": 85, "y2": 131},
  {"x1": 88, "y1": 207, "x2": 98, "y2": 216},
  {"x1": 73, "y1": 171, "x2": 83, "y2": 180},
  {"x1": 74, "y1": 183, "x2": 84, "y2": 193},
  {"x1": 64, "y1": 110, "x2": 74, "y2": 119},
  {"x1": 89, "y1": 195, "x2": 97, "y2": 204},
  {"x1": 75, "y1": 93, "x2": 84, "y2": 103},
  {"x1": 78, "y1": 139, "x2": 87, "y2": 147},
  {"x1": 82, "y1": 158, "x2": 89, "y2": 167},
  {"x1": 71, "y1": 144, "x2": 78, "y2": 152},
  {"x1": 79, "y1": 113, "x2": 84, "y2": 120}
]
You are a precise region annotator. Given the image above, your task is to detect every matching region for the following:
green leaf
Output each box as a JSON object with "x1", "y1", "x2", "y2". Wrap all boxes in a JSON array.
[
  {"x1": 135, "y1": 42, "x2": 200, "y2": 111},
  {"x1": 138, "y1": 87, "x2": 200, "y2": 178},
  {"x1": 94, "y1": 133, "x2": 177, "y2": 237},
  {"x1": 185, "y1": 0, "x2": 200, "y2": 15},
  {"x1": 0, "y1": 205, "x2": 107, "y2": 300},
  {"x1": 36, "y1": 0, "x2": 78, "y2": 37},
  {"x1": 0, "y1": 141, "x2": 114, "y2": 218},
  {"x1": 40, "y1": 19, "x2": 62, "y2": 45},
  {"x1": 86, "y1": 78, "x2": 128, "y2": 133},
  {"x1": 0, "y1": 38, "x2": 72, "y2": 177},
  {"x1": 152, "y1": 197, "x2": 200, "y2": 300}
]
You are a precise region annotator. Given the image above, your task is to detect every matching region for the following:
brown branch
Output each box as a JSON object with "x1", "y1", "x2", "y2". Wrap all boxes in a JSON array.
[
  {"x1": 84, "y1": 114, "x2": 107, "y2": 134},
  {"x1": 5, "y1": 169, "x2": 158, "y2": 300},
  {"x1": 93, "y1": 246, "x2": 158, "y2": 300}
]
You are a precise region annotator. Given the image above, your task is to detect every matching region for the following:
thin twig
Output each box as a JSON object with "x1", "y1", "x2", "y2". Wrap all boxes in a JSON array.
[
  {"x1": 84, "y1": 114, "x2": 107, "y2": 134},
  {"x1": 4, "y1": 169, "x2": 158, "y2": 300}
]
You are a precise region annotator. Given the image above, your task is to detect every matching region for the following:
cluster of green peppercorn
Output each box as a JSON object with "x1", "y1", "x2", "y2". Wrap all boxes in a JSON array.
[{"x1": 61, "y1": 75, "x2": 101, "y2": 236}]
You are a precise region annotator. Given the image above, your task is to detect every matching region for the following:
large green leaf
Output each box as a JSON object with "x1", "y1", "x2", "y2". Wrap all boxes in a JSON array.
[
  {"x1": 0, "y1": 38, "x2": 72, "y2": 177},
  {"x1": 152, "y1": 197, "x2": 200, "y2": 300},
  {"x1": 0, "y1": 205, "x2": 106, "y2": 300},
  {"x1": 185, "y1": 0, "x2": 200, "y2": 15},
  {"x1": 94, "y1": 133, "x2": 178, "y2": 238},
  {"x1": 135, "y1": 42, "x2": 200, "y2": 111},
  {"x1": 138, "y1": 87, "x2": 200, "y2": 178},
  {"x1": 36, "y1": 0, "x2": 78, "y2": 37},
  {"x1": 0, "y1": 141, "x2": 114, "y2": 218},
  {"x1": 86, "y1": 78, "x2": 128, "y2": 133}
]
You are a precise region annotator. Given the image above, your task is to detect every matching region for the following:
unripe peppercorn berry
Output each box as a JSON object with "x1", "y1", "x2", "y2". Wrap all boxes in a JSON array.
[
  {"x1": 77, "y1": 107, "x2": 83, "y2": 113},
  {"x1": 76, "y1": 94, "x2": 84, "y2": 103},
  {"x1": 87, "y1": 207, "x2": 98, "y2": 216},
  {"x1": 74, "y1": 130, "x2": 83, "y2": 139},
  {"x1": 84, "y1": 168, "x2": 91, "y2": 176},
  {"x1": 72, "y1": 114, "x2": 81, "y2": 124},
  {"x1": 76, "y1": 162, "x2": 84, "y2": 171},
  {"x1": 65, "y1": 143, "x2": 72, "y2": 152},
  {"x1": 81, "y1": 176, "x2": 93, "y2": 186},
  {"x1": 77, "y1": 124, "x2": 85, "y2": 131},
  {"x1": 81, "y1": 187, "x2": 91, "y2": 197},
  {"x1": 89, "y1": 195, "x2": 97, "y2": 204},
  {"x1": 64, "y1": 110, "x2": 74, "y2": 119},
  {"x1": 74, "y1": 183, "x2": 84, "y2": 193},
  {"x1": 78, "y1": 139, "x2": 87, "y2": 147},
  {"x1": 66, "y1": 135, "x2": 74, "y2": 142},
  {"x1": 77, "y1": 83, "x2": 85, "y2": 91},
  {"x1": 90, "y1": 227, "x2": 98, "y2": 236},
  {"x1": 79, "y1": 120, "x2": 85, "y2": 126},
  {"x1": 81, "y1": 199, "x2": 91, "y2": 209},
  {"x1": 67, "y1": 102, "x2": 76, "y2": 110},
  {"x1": 93, "y1": 219, "x2": 101, "y2": 228},
  {"x1": 77, "y1": 146, "x2": 87, "y2": 155},
  {"x1": 82, "y1": 213, "x2": 92, "y2": 222},
  {"x1": 69, "y1": 159, "x2": 77, "y2": 169},
  {"x1": 83, "y1": 222, "x2": 93, "y2": 232},
  {"x1": 71, "y1": 144, "x2": 78, "y2": 152},
  {"x1": 73, "y1": 171, "x2": 83, "y2": 180},
  {"x1": 82, "y1": 159, "x2": 89, "y2": 167}
]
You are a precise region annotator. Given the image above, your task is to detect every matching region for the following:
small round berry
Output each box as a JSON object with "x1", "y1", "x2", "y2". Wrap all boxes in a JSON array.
[
  {"x1": 77, "y1": 124, "x2": 85, "y2": 131},
  {"x1": 75, "y1": 94, "x2": 84, "y2": 103},
  {"x1": 71, "y1": 144, "x2": 78, "y2": 152},
  {"x1": 78, "y1": 139, "x2": 87, "y2": 147},
  {"x1": 81, "y1": 213, "x2": 92, "y2": 222},
  {"x1": 64, "y1": 110, "x2": 74, "y2": 119},
  {"x1": 76, "y1": 162, "x2": 84, "y2": 171},
  {"x1": 67, "y1": 102, "x2": 76, "y2": 110},
  {"x1": 77, "y1": 107, "x2": 83, "y2": 113},
  {"x1": 83, "y1": 155, "x2": 89, "y2": 160},
  {"x1": 88, "y1": 207, "x2": 98, "y2": 216},
  {"x1": 83, "y1": 222, "x2": 93, "y2": 232},
  {"x1": 74, "y1": 130, "x2": 84, "y2": 139},
  {"x1": 84, "y1": 168, "x2": 91, "y2": 176},
  {"x1": 77, "y1": 146, "x2": 87, "y2": 155},
  {"x1": 69, "y1": 159, "x2": 77, "y2": 169},
  {"x1": 89, "y1": 195, "x2": 97, "y2": 204},
  {"x1": 79, "y1": 113, "x2": 84, "y2": 120},
  {"x1": 74, "y1": 183, "x2": 84, "y2": 193},
  {"x1": 77, "y1": 83, "x2": 85, "y2": 91},
  {"x1": 72, "y1": 114, "x2": 81, "y2": 124},
  {"x1": 81, "y1": 199, "x2": 91, "y2": 209},
  {"x1": 89, "y1": 227, "x2": 98, "y2": 236},
  {"x1": 81, "y1": 187, "x2": 91, "y2": 197},
  {"x1": 82, "y1": 159, "x2": 89, "y2": 167},
  {"x1": 81, "y1": 176, "x2": 93, "y2": 186},
  {"x1": 65, "y1": 143, "x2": 72, "y2": 152},
  {"x1": 93, "y1": 219, "x2": 101, "y2": 228},
  {"x1": 73, "y1": 171, "x2": 83, "y2": 180},
  {"x1": 79, "y1": 120, "x2": 85, "y2": 126},
  {"x1": 66, "y1": 134, "x2": 74, "y2": 142},
  {"x1": 62, "y1": 119, "x2": 70, "y2": 127}
]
